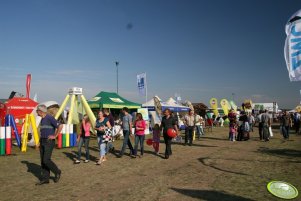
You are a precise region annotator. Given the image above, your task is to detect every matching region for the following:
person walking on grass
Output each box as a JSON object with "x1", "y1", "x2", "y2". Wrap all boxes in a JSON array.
[
  {"x1": 257, "y1": 110, "x2": 264, "y2": 140},
  {"x1": 184, "y1": 109, "x2": 195, "y2": 146},
  {"x1": 261, "y1": 110, "x2": 271, "y2": 142},
  {"x1": 152, "y1": 124, "x2": 161, "y2": 155},
  {"x1": 160, "y1": 109, "x2": 178, "y2": 159},
  {"x1": 133, "y1": 113, "x2": 146, "y2": 158},
  {"x1": 195, "y1": 113, "x2": 203, "y2": 140},
  {"x1": 36, "y1": 104, "x2": 63, "y2": 185},
  {"x1": 75, "y1": 114, "x2": 91, "y2": 164},
  {"x1": 248, "y1": 113, "x2": 255, "y2": 132},
  {"x1": 229, "y1": 122, "x2": 237, "y2": 141},
  {"x1": 293, "y1": 112, "x2": 300, "y2": 134},
  {"x1": 280, "y1": 111, "x2": 292, "y2": 140},
  {"x1": 118, "y1": 107, "x2": 134, "y2": 158},
  {"x1": 95, "y1": 111, "x2": 112, "y2": 165},
  {"x1": 103, "y1": 108, "x2": 115, "y2": 153}
]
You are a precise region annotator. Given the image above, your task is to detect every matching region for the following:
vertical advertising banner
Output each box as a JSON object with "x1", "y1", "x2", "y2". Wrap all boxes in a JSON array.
[
  {"x1": 229, "y1": 100, "x2": 238, "y2": 111},
  {"x1": 284, "y1": 9, "x2": 301, "y2": 81},
  {"x1": 137, "y1": 73, "x2": 146, "y2": 96},
  {"x1": 220, "y1": 99, "x2": 230, "y2": 115},
  {"x1": 209, "y1": 98, "x2": 219, "y2": 117},
  {"x1": 26, "y1": 74, "x2": 31, "y2": 98}
]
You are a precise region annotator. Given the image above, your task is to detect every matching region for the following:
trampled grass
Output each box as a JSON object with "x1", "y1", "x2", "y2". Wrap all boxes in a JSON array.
[{"x1": 0, "y1": 125, "x2": 300, "y2": 201}]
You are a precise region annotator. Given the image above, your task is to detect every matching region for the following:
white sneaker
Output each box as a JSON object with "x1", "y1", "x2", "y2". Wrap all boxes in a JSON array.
[
  {"x1": 74, "y1": 160, "x2": 80, "y2": 164},
  {"x1": 84, "y1": 160, "x2": 89, "y2": 163}
]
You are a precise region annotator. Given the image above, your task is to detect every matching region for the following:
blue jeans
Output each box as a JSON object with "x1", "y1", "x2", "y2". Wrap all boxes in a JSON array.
[
  {"x1": 120, "y1": 130, "x2": 134, "y2": 155},
  {"x1": 77, "y1": 137, "x2": 90, "y2": 160},
  {"x1": 196, "y1": 125, "x2": 204, "y2": 139},
  {"x1": 106, "y1": 142, "x2": 114, "y2": 153},
  {"x1": 97, "y1": 136, "x2": 106, "y2": 157},
  {"x1": 134, "y1": 135, "x2": 145, "y2": 156},
  {"x1": 249, "y1": 123, "x2": 253, "y2": 132}
]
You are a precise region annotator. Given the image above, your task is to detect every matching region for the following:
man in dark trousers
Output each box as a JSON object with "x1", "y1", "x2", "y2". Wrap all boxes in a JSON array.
[
  {"x1": 160, "y1": 109, "x2": 178, "y2": 159},
  {"x1": 257, "y1": 110, "x2": 264, "y2": 141},
  {"x1": 184, "y1": 109, "x2": 195, "y2": 146},
  {"x1": 36, "y1": 104, "x2": 63, "y2": 185},
  {"x1": 261, "y1": 110, "x2": 271, "y2": 142}
]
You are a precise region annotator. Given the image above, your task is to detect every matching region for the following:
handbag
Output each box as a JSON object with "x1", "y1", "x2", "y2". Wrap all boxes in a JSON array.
[
  {"x1": 103, "y1": 127, "x2": 113, "y2": 142},
  {"x1": 269, "y1": 126, "x2": 273, "y2": 137}
]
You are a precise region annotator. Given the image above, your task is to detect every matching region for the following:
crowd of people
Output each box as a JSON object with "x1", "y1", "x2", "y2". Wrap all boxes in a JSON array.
[
  {"x1": 34, "y1": 103, "x2": 300, "y2": 185},
  {"x1": 227, "y1": 109, "x2": 301, "y2": 142}
]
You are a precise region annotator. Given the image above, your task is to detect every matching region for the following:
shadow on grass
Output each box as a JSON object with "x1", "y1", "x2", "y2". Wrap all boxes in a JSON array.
[
  {"x1": 170, "y1": 140, "x2": 218, "y2": 148},
  {"x1": 62, "y1": 151, "x2": 78, "y2": 162},
  {"x1": 199, "y1": 157, "x2": 249, "y2": 176},
  {"x1": 189, "y1": 143, "x2": 218, "y2": 148},
  {"x1": 257, "y1": 147, "x2": 301, "y2": 159},
  {"x1": 201, "y1": 136, "x2": 229, "y2": 141},
  {"x1": 21, "y1": 160, "x2": 41, "y2": 180},
  {"x1": 143, "y1": 150, "x2": 165, "y2": 159},
  {"x1": 171, "y1": 188, "x2": 254, "y2": 201},
  {"x1": 63, "y1": 151, "x2": 99, "y2": 162},
  {"x1": 89, "y1": 145, "x2": 99, "y2": 153}
]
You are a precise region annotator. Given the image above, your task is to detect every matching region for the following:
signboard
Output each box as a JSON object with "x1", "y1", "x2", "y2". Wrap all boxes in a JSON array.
[{"x1": 68, "y1": 87, "x2": 83, "y2": 95}]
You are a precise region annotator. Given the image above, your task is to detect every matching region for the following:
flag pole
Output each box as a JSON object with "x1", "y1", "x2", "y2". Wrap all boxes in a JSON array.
[{"x1": 145, "y1": 72, "x2": 147, "y2": 103}]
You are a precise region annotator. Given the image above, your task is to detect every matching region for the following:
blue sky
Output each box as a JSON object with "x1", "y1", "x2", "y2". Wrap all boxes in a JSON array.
[{"x1": 0, "y1": 0, "x2": 300, "y2": 109}]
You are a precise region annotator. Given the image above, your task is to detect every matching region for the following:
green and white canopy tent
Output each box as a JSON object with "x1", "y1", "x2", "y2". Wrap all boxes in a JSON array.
[{"x1": 88, "y1": 91, "x2": 141, "y2": 109}]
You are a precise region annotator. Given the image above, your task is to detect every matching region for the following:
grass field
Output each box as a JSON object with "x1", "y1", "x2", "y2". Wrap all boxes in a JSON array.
[{"x1": 0, "y1": 125, "x2": 300, "y2": 201}]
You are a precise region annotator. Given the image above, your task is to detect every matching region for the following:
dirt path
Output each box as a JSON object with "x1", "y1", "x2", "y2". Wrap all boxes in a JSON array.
[{"x1": 0, "y1": 127, "x2": 300, "y2": 201}]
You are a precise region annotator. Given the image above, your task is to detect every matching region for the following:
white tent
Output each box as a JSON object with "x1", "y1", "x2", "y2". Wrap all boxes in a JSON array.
[
  {"x1": 165, "y1": 97, "x2": 190, "y2": 112},
  {"x1": 142, "y1": 96, "x2": 190, "y2": 112}
]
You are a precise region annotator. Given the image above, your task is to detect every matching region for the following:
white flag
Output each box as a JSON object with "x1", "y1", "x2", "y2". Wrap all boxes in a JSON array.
[
  {"x1": 137, "y1": 73, "x2": 146, "y2": 96},
  {"x1": 284, "y1": 9, "x2": 301, "y2": 81},
  {"x1": 33, "y1": 93, "x2": 38, "y2": 102}
]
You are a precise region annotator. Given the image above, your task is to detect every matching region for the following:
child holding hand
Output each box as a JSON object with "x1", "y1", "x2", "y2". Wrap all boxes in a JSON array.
[{"x1": 152, "y1": 124, "x2": 161, "y2": 154}]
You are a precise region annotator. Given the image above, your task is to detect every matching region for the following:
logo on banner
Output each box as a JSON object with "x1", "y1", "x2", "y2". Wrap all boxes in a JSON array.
[
  {"x1": 285, "y1": 9, "x2": 301, "y2": 81},
  {"x1": 137, "y1": 73, "x2": 146, "y2": 96}
]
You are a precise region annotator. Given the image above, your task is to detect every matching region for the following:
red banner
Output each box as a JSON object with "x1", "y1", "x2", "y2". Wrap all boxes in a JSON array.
[{"x1": 26, "y1": 74, "x2": 31, "y2": 98}]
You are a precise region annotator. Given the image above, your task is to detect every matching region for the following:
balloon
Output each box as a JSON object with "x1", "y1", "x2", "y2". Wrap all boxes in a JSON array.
[
  {"x1": 146, "y1": 139, "x2": 153, "y2": 146},
  {"x1": 167, "y1": 128, "x2": 177, "y2": 138}
]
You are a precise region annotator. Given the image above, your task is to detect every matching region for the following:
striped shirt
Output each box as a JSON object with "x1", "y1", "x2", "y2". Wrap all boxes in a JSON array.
[{"x1": 40, "y1": 114, "x2": 59, "y2": 139}]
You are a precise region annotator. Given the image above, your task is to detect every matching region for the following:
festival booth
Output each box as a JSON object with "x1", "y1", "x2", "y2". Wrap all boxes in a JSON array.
[
  {"x1": 165, "y1": 97, "x2": 191, "y2": 113},
  {"x1": 142, "y1": 97, "x2": 190, "y2": 113},
  {"x1": 0, "y1": 74, "x2": 38, "y2": 136},
  {"x1": 0, "y1": 74, "x2": 39, "y2": 154},
  {"x1": 88, "y1": 91, "x2": 141, "y2": 137},
  {"x1": 142, "y1": 96, "x2": 190, "y2": 129},
  {"x1": 192, "y1": 102, "x2": 208, "y2": 117},
  {"x1": 0, "y1": 98, "x2": 38, "y2": 132},
  {"x1": 88, "y1": 91, "x2": 141, "y2": 110}
]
